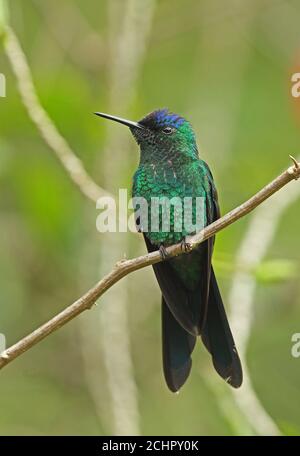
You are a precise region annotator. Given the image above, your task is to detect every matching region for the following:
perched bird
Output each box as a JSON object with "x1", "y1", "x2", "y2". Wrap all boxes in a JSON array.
[{"x1": 95, "y1": 109, "x2": 243, "y2": 392}]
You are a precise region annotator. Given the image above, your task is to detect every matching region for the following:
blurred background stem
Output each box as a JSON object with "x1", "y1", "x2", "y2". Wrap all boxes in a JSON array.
[
  {"x1": 229, "y1": 163, "x2": 300, "y2": 436},
  {"x1": 87, "y1": 0, "x2": 157, "y2": 436}
]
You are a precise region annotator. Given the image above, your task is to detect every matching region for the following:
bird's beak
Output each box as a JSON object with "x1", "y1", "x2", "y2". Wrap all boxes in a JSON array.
[{"x1": 94, "y1": 112, "x2": 144, "y2": 130}]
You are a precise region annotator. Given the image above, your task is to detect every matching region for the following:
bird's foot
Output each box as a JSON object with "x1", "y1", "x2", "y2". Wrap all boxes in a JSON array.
[
  {"x1": 180, "y1": 237, "x2": 192, "y2": 253},
  {"x1": 159, "y1": 244, "x2": 169, "y2": 260}
]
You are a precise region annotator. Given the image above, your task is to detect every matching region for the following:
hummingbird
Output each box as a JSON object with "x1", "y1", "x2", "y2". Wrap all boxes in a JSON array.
[{"x1": 95, "y1": 109, "x2": 243, "y2": 392}]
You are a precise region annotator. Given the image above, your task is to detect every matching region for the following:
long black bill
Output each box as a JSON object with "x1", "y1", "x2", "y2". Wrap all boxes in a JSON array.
[{"x1": 94, "y1": 112, "x2": 144, "y2": 130}]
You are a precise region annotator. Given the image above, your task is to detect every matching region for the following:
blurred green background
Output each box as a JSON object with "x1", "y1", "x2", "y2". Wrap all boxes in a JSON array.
[{"x1": 0, "y1": 0, "x2": 300, "y2": 436}]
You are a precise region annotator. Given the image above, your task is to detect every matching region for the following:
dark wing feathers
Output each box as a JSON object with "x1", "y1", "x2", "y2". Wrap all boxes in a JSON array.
[
  {"x1": 201, "y1": 268, "x2": 243, "y2": 388},
  {"x1": 201, "y1": 162, "x2": 243, "y2": 387}
]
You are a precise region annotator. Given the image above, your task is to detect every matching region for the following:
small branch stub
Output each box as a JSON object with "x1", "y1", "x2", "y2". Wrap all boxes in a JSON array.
[{"x1": 289, "y1": 155, "x2": 300, "y2": 179}]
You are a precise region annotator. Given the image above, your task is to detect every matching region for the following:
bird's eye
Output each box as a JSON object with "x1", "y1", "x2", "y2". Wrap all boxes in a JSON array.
[{"x1": 162, "y1": 126, "x2": 174, "y2": 135}]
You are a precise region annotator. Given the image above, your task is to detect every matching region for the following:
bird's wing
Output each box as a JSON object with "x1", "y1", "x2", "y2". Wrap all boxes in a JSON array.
[
  {"x1": 201, "y1": 161, "x2": 243, "y2": 388},
  {"x1": 190, "y1": 159, "x2": 220, "y2": 333},
  {"x1": 201, "y1": 268, "x2": 243, "y2": 388}
]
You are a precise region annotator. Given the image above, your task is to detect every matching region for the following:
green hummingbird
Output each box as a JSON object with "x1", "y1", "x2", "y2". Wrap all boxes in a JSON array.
[{"x1": 95, "y1": 109, "x2": 242, "y2": 392}]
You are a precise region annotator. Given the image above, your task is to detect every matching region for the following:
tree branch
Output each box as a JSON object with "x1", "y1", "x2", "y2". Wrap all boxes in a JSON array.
[{"x1": 0, "y1": 159, "x2": 299, "y2": 371}]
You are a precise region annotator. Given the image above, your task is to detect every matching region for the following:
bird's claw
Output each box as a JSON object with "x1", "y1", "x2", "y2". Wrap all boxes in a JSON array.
[
  {"x1": 181, "y1": 238, "x2": 192, "y2": 253},
  {"x1": 159, "y1": 245, "x2": 169, "y2": 260}
]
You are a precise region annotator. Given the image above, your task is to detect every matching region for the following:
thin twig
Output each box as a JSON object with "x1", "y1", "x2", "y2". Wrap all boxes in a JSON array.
[
  {"x1": 3, "y1": 24, "x2": 107, "y2": 203},
  {"x1": 0, "y1": 159, "x2": 299, "y2": 370}
]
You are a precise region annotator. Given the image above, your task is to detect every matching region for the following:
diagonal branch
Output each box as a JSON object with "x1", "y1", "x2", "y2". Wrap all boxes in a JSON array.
[{"x1": 0, "y1": 159, "x2": 299, "y2": 371}]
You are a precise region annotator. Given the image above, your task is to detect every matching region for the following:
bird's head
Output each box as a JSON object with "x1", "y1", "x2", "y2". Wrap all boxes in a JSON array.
[{"x1": 95, "y1": 109, "x2": 198, "y2": 163}]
